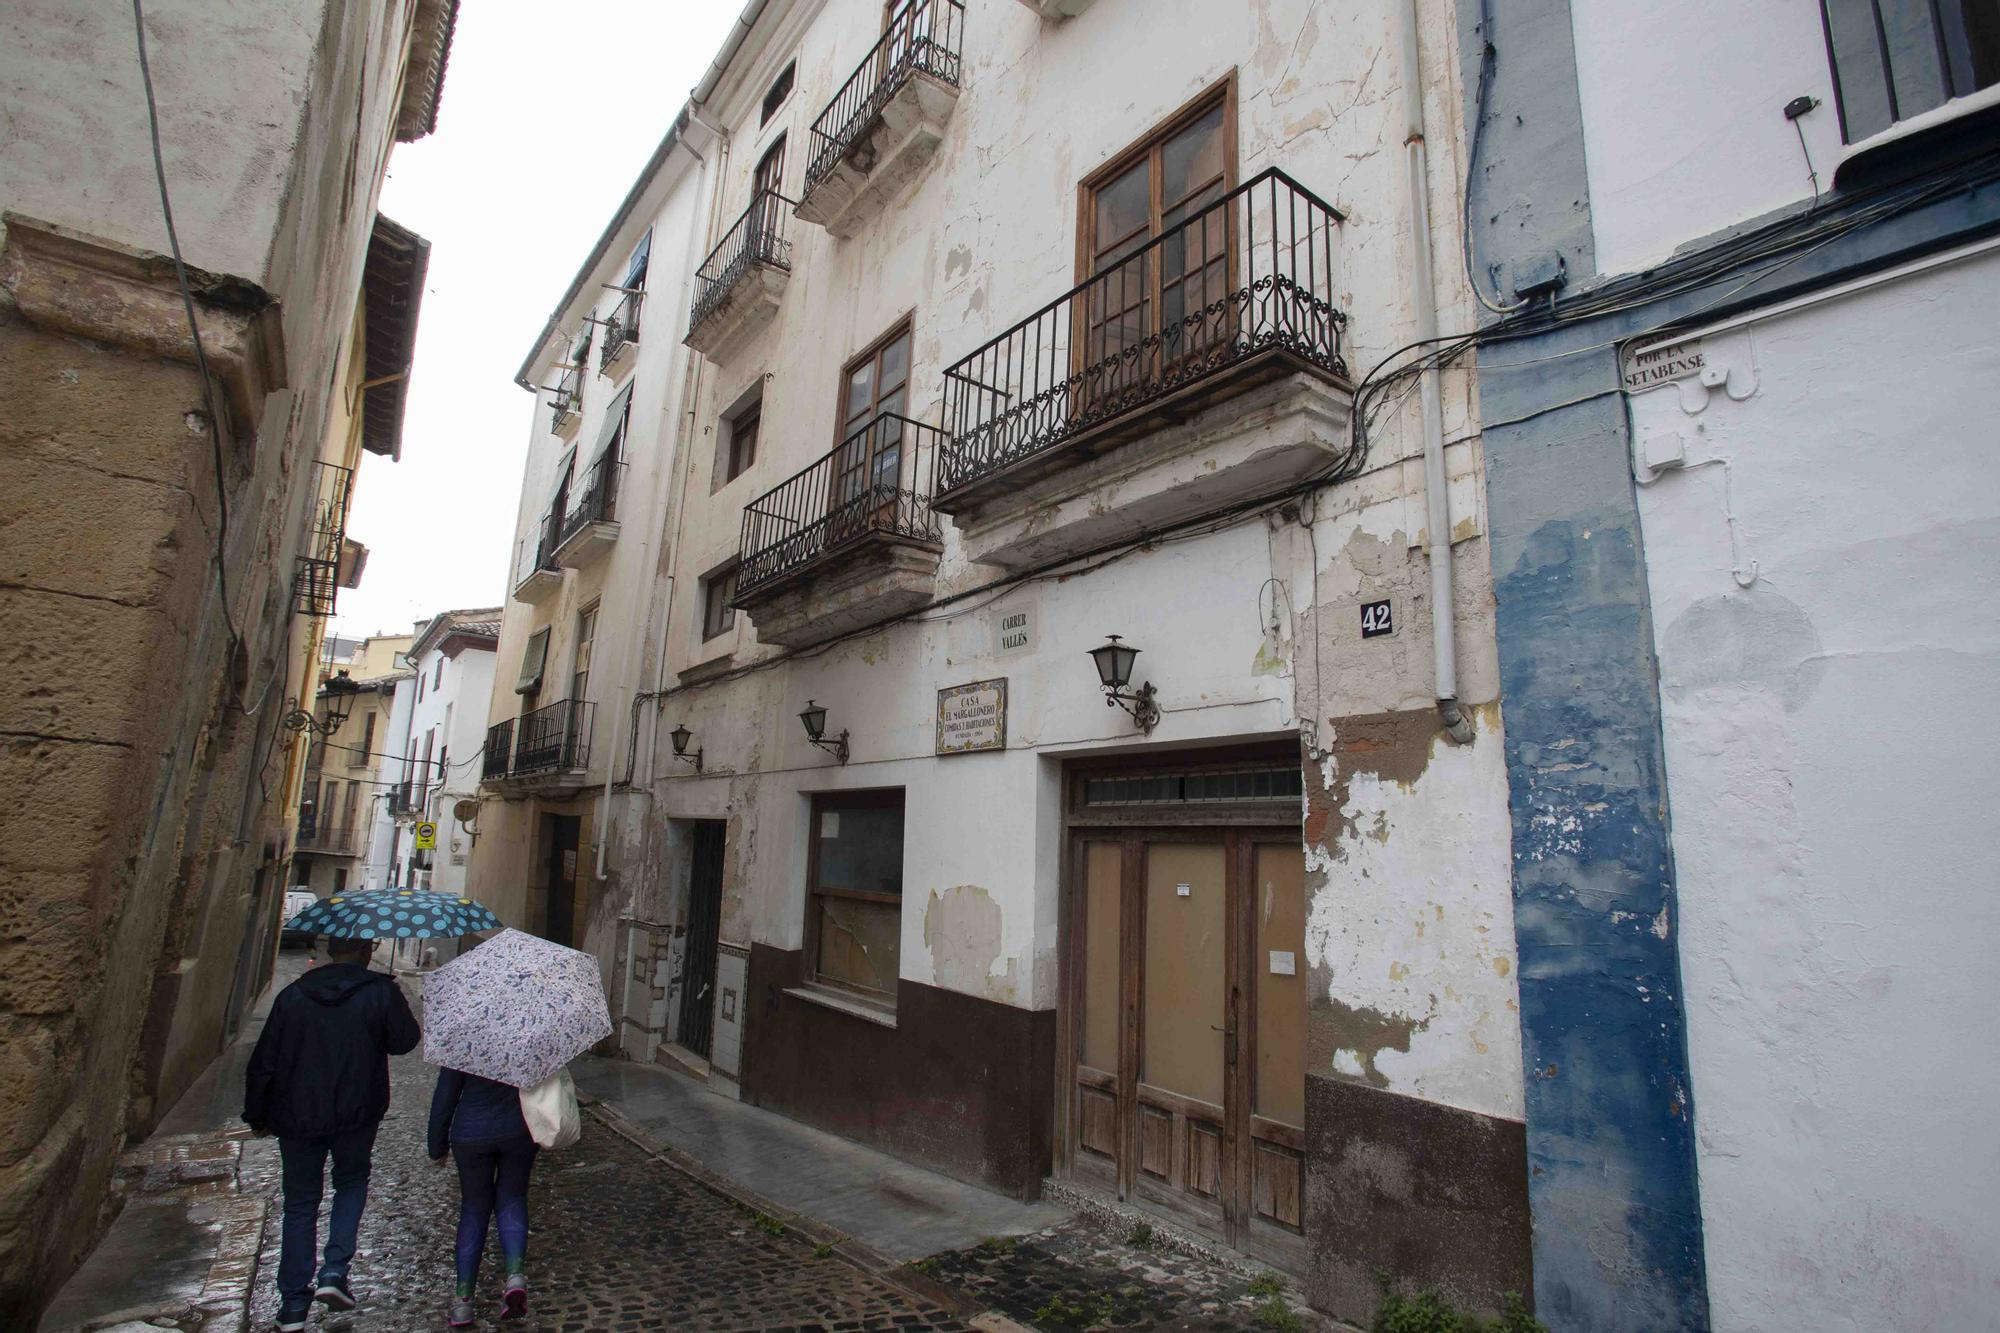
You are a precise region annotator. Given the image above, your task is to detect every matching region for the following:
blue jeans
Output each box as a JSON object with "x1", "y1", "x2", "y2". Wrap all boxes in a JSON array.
[
  {"x1": 452, "y1": 1136, "x2": 538, "y2": 1287},
  {"x1": 276, "y1": 1124, "x2": 378, "y2": 1309}
]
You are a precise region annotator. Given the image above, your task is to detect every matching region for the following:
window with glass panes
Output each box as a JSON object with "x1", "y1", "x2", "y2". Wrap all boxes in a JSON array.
[
  {"x1": 1079, "y1": 83, "x2": 1235, "y2": 390},
  {"x1": 806, "y1": 790, "x2": 905, "y2": 1003},
  {"x1": 832, "y1": 322, "x2": 912, "y2": 517},
  {"x1": 701, "y1": 565, "x2": 738, "y2": 641},
  {"x1": 572, "y1": 603, "x2": 598, "y2": 701}
]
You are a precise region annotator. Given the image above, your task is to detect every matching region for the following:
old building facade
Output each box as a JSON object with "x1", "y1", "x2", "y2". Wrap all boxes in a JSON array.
[
  {"x1": 386, "y1": 608, "x2": 500, "y2": 895},
  {"x1": 0, "y1": 0, "x2": 454, "y2": 1320},
  {"x1": 473, "y1": 0, "x2": 1524, "y2": 1322}
]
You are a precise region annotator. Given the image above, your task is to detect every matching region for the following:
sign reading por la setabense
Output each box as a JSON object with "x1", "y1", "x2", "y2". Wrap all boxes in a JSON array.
[
  {"x1": 936, "y1": 678, "x2": 1007, "y2": 755},
  {"x1": 1621, "y1": 335, "x2": 1706, "y2": 392}
]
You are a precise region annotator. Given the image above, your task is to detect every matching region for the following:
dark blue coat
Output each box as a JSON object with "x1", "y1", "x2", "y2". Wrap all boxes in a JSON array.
[
  {"x1": 428, "y1": 1066, "x2": 532, "y2": 1158},
  {"x1": 243, "y1": 964, "x2": 421, "y2": 1138}
]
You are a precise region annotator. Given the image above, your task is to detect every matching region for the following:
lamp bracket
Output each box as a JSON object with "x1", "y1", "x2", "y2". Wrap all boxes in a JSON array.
[
  {"x1": 1104, "y1": 681, "x2": 1161, "y2": 733},
  {"x1": 810, "y1": 730, "x2": 851, "y2": 765}
]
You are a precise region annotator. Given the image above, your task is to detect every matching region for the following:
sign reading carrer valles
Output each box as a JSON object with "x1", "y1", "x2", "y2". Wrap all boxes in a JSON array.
[{"x1": 936, "y1": 678, "x2": 1007, "y2": 755}]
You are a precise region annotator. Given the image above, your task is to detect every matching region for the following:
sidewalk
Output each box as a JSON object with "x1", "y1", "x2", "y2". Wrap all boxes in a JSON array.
[{"x1": 570, "y1": 1055, "x2": 1067, "y2": 1262}]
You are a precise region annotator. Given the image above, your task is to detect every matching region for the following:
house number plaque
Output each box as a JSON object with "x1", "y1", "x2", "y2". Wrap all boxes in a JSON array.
[{"x1": 936, "y1": 678, "x2": 1007, "y2": 755}]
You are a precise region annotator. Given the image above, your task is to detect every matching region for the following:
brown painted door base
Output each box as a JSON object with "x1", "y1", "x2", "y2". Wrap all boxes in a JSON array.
[{"x1": 1062, "y1": 819, "x2": 1307, "y2": 1272}]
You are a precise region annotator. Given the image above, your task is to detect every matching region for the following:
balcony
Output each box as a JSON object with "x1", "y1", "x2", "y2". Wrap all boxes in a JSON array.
[
  {"x1": 291, "y1": 460, "x2": 353, "y2": 617},
  {"x1": 483, "y1": 719, "x2": 513, "y2": 781},
  {"x1": 549, "y1": 360, "x2": 585, "y2": 439},
  {"x1": 795, "y1": 0, "x2": 963, "y2": 237},
  {"x1": 732, "y1": 414, "x2": 945, "y2": 648},
  {"x1": 936, "y1": 169, "x2": 1353, "y2": 568},
  {"x1": 296, "y1": 820, "x2": 361, "y2": 856},
  {"x1": 387, "y1": 780, "x2": 426, "y2": 818},
  {"x1": 550, "y1": 451, "x2": 623, "y2": 571},
  {"x1": 481, "y1": 700, "x2": 594, "y2": 791},
  {"x1": 511, "y1": 510, "x2": 563, "y2": 604},
  {"x1": 598, "y1": 287, "x2": 642, "y2": 375},
  {"x1": 686, "y1": 190, "x2": 794, "y2": 362}
]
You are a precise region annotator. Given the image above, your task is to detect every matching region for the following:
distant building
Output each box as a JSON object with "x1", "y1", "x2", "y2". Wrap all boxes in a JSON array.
[
  {"x1": 384, "y1": 608, "x2": 501, "y2": 897},
  {"x1": 0, "y1": 0, "x2": 455, "y2": 1321},
  {"x1": 288, "y1": 632, "x2": 415, "y2": 899}
]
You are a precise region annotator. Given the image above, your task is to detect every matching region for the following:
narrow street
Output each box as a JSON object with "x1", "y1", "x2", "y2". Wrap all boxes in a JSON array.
[{"x1": 46, "y1": 958, "x2": 1327, "y2": 1333}]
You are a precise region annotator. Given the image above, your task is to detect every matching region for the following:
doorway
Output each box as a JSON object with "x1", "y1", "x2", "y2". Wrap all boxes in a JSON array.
[
  {"x1": 676, "y1": 820, "x2": 727, "y2": 1058},
  {"x1": 543, "y1": 814, "x2": 582, "y2": 947},
  {"x1": 1058, "y1": 752, "x2": 1306, "y2": 1271}
]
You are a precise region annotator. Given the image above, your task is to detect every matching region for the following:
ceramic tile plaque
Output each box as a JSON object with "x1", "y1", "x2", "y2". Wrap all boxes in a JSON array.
[{"x1": 936, "y1": 678, "x2": 1007, "y2": 755}]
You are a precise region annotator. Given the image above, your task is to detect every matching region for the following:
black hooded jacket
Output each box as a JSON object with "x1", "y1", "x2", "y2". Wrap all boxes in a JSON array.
[{"x1": 243, "y1": 963, "x2": 422, "y2": 1138}]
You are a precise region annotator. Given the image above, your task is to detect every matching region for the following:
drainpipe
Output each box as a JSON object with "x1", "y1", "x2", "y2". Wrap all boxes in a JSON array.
[{"x1": 1395, "y1": 0, "x2": 1474, "y2": 745}]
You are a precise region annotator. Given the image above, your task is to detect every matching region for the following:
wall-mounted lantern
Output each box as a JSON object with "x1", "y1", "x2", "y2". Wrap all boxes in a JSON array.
[
  {"x1": 1087, "y1": 635, "x2": 1160, "y2": 733},
  {"x1": 798, "y1": 699, "x2": 850, "y2": 764},
  {"x1": 282, "y1": 670, "x2": 363, "y2": 738},
  {"x1": 668, "y1": 723, "x2": 703, "y2": 773}
]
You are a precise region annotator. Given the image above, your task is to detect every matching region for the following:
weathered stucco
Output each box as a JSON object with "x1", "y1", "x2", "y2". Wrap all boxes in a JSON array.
[{"x1": 1633, "y1": 246, "x2": 2000, "y2": 1333}]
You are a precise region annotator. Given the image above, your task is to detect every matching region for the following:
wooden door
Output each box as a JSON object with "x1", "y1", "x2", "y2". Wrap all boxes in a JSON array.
[
  {"x1": 545, "y1": 815, "x2": 581, "y2": 947},
  {"x1": 1064, "y1": 825, "x2": 1305, "y2": 1264},
  {"x1": 831, "y1": 323, "x2": 912, "y2": 539}
]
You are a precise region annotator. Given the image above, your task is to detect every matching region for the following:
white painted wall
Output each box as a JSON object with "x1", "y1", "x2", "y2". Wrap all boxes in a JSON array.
[
  {"x1": 1631, "y1": 242, "x2": 2000, "y2": 1333},
  {"x1": 1568, "y1": 0, "x2": 1846, "y2": 275},
  {"x1": 402, "y1": 634, "x2": 496, "y2": 896}
]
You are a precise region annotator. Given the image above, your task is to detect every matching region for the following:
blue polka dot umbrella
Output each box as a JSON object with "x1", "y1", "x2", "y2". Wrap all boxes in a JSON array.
[{"x1": 282, "y1": 889, "x2": 504, "y2": 940}]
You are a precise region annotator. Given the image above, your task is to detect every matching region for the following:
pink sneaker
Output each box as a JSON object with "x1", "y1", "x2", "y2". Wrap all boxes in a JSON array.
[{"x1": 502, "y1": 1274, "x2": 528, "y2": 1320}]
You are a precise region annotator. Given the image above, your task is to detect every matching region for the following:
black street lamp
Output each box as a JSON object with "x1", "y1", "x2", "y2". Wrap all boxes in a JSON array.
[
  {"x1": 1087, "y1": 636, "x2": 1160, "y2": 733},
  {"x1": 282, "y1": 670, "x2": 363, "y2": 738},
  {"x1": 797, "y1": 699, "x2": 850, "y2": 764},
  {"x1": 669, "y1": 723, "x2": 703, "y2": 773}
]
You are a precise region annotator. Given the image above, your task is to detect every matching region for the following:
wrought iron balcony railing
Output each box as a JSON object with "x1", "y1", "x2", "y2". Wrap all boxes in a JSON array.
[
  {"x1": 690, "y1": 190, "x2": 795, "y2": 335},
  {"x1": 296, "y1": 820, "x2": 361, "y2": 855},
  {"x1": 482, "y1": 719, "x2": 513, "y2": 781},
  {"x1": 802, "y1": 0, "x2": 965, "y2": 201},
  {"x1": 735, "y1": 413, "x2": 946, "y2": 600},
  {"x1": 550, "y1": 360, "x2": 584, "y2": 427},
  {"x1": 513, "y1": 509, "x2": 562, "y2": 591},
  {"x1": 554, "y1": 451, "x2": 623, "y2": 548},
  {"x1": 598, "y1": 288, "x2": 643, "y2": 369},
  {"x1": 510, "y1": 699, "x2": 593, "y2": 777},
  {"x1": 292, "y1": 459, "x2": 353, "y2": 617},
  {"x1": 388, "y1": 780, "x2": 424, "y2": 817},
  {"x1": 938, "y1": 168, "x2": 1347, "y2": 499}
]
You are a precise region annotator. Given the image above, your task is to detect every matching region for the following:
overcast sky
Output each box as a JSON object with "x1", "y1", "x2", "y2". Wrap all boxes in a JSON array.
[{"x1": 332, "y1": 1, "x2": 740, "y2": 640}]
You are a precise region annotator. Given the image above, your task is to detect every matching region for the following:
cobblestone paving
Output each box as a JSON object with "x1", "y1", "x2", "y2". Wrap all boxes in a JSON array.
[
  {"x1": 243, "y1": 1046, "x2": 972, "y2": 1333},
  {"x1": 919, "y1": 1219, "x2": 1334, "y2": 1333}
]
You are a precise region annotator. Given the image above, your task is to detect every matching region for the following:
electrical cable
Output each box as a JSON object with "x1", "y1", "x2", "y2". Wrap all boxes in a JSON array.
[{"x1": 1461, "y1": 0, "x2": 1531, "y2": 316}]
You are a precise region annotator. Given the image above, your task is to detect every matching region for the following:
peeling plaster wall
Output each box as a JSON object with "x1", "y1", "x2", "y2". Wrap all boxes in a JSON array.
[{"x1": 1631, "y1": 246, "x2": 2000, "y2": 1333}]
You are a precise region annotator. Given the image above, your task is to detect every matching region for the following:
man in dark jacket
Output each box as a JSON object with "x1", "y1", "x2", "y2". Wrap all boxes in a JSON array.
[{"x1": 244, "y1": 937, "x2": 421, "y2": 1331}]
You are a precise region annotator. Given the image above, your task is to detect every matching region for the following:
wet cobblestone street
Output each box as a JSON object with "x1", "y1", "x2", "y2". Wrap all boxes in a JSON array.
[{"x1": 241, "y1": 1046, "x2": 972, "y2": 1333}]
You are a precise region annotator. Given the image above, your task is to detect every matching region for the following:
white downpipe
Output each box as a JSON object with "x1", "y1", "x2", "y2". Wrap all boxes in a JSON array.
[{"x1": 1396, "y1": 0, "x2": 1473, "y2": 744}]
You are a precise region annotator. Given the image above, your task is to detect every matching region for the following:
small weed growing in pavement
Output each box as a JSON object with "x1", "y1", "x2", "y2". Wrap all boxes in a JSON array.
[
  {"x1": 1127, "y1": 1221, "x2": 1156, "y2": 1249},
  {"x1": 910, "y1": 1256, "x2": 940, "y2": 1274},
  {"x1": 1032, "y1": 1290, "x2": 1122, "y2": 1330},
  {"x1": 813, "y1": 1242, "x2": 834, "y2": 1259},
  {"x1": 1370, "y1": 1273, "x2": 1548, "y2": 1333},
  {"x1": 1254, "y1": 1297, "x2": 1304, "y2": 1331},
  {"x1": 752, "y1": 1213, "x2": 785, "y2": 1238},
  {"x1": 1246, "y1": 1272, "x2": 1287, "y2": 1299},
  {"x1": 981, "y1": 1235, "x2": 1018, "y2": 1253}
]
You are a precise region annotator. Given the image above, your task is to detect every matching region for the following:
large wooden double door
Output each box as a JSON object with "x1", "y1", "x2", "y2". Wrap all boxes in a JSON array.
[{"x1": 1061, "y1": 822, "x2": 1307, "y2": 1269}]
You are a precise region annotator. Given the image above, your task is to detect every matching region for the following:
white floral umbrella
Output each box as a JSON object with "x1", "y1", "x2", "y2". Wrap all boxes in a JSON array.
[{"x1": 422, "y1": 929, "x2": 612, "y2": 1088}]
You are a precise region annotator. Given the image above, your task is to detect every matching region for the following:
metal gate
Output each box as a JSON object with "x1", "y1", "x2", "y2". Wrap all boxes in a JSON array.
[{"x1": 675, "y1": 820, "x2": 726, "y2": 1058}]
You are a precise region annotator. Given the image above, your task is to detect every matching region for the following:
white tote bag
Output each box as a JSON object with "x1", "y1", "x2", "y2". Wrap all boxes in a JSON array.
[{"x1": 518, "y1": 1067, "x2": 581, "y2": 1150}]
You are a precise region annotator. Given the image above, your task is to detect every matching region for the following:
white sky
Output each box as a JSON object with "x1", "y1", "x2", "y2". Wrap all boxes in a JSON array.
[{"x1": 332, "y1": 1, "x2": 740, "y2": 640}]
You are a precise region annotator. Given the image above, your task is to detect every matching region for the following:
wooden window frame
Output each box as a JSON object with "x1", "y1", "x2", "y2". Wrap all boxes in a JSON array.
[
  {"x1": 572, "y1": 601, "x2": 599, "y2": 702},
  {"x1": 754, "y1": 133, "x2": 788, "y2": 199},
  {"x1": 700, "y1": 562, "x2": 739, "y2": 642},
  {"x1": 831, "y1": 317, "x2": 916, "y2": 515},
  {"x1": 802, "y1": 787, "x2": 907, "y2": 1008}
]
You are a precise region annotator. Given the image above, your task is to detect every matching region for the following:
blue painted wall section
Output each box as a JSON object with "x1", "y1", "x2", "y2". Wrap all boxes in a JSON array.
[{"x1": 1454, "y1": 1, "x2": 1711, "y2": 1328}]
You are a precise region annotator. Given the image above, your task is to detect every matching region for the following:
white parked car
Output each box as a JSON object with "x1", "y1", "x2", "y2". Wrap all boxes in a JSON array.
[{"x1": 279, "y1": 889, "x2": 318, "y2": 949}]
